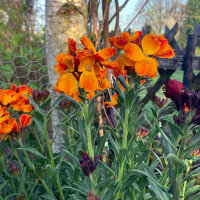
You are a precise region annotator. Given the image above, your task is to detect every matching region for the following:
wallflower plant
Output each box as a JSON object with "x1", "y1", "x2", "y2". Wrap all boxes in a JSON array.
[{"x1": 1, "y1": 32, "x2": 200, "y2": 200}]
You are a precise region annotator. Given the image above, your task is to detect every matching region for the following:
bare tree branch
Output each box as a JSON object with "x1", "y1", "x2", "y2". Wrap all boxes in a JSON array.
[
  {"x1": 124, "y1": 0, "x2": 150, "y2": 31},
  {"x1": 109, "y1": 0, "x2": 129, "y2": 24},
  {"x1": 113, "y1": 0, "x2": 119, "y2": 36},
  {"x1": 95, "y1": 0, "x2": 109, "y2": 49}
]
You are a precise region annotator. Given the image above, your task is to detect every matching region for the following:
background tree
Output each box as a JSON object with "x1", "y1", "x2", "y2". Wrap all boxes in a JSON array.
[{"x1": 45, "y1": 0, "x2": 88, "y2": 152}]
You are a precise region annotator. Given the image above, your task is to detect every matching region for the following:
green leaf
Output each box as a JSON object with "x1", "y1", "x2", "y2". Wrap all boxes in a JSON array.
[
  {"x1": 40, "y1": 194, "x2": 57, "y2": 200},
  {"x1": 105, "y1": 130, "x2": 119, "y2": 154},
  {"x1": 46, "y1": 164, "x2": 56, "y2": 179},
  {"x1": 0, "y1": 181, "x2": 8, "y2": 191},
  {"x1": 186, "y1": 185, "x2": 200, "y2": 198},
  {"x1": 46, "y1": 96, "x2": 65, "y2": 117},
  {"x1": 63, "y1": 149, "x2": 79, "y2": 166},
  {"x1": 62, "y1": 186, "x2": 88, "y2": 196},
  {"x1": 182, "y1": 166, "x2": 200, "y2": 182},
  {"x1": 118, "y1": 75, "x2": 128, "y2": 91},
  {"x1": 167, "y1": 154, "x2": 185, "y2": 172},
  {"x1": 97, "y1": 135, "x2": 107, "y2": 155},
  {"x1": 27, "y1": 95, "x2": 42, "y2": 113},
  {"x1": 18, "y1": 147, "x2": 46, "y2": 159},
  {"x1": 130, "y1": 169, "x2": 166, "y2": 192},
  {"x1": 99, "y1": 160, "x2": 116, "y2": 176},
  {"x1": 125, "y1": 87, "x2": 135, "y2": 108}
]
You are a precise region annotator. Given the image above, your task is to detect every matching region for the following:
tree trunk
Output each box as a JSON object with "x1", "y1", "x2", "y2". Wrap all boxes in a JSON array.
[{"x1": 45, "y1": 0, "x2": 87, "y2": 152}]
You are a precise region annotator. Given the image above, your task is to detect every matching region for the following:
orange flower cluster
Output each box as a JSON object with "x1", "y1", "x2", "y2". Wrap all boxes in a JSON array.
[
  {"x1": 54, "y1": 37, "x2": 117, "y2": 101},
  {"x1": 109, "y1": 31, "x2": 175, "y2": 78},
  {"x1": 0, "y1": 84, "x2": 33, "y2": 140},
  {"x1": 0, "y1": 84, "x2": 33, "y2": 112}
]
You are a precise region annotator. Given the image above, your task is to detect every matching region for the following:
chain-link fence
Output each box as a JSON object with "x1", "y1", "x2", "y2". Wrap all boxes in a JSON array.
[{"x1": 0, "y1": 0, "x2": 47, "y2": 89}]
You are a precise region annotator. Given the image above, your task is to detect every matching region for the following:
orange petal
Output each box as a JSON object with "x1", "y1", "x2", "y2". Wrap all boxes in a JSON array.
[
  {"x1": 55, "y1": 64, "x2": 66, "y2": 74},
  {"x1": 100, "y1": 60, "x2": 119, "y2": 69},
  {"x1": 67, "y1": 38, "x2": 76, "y2": 55},
  {"x1": 79, "y1": 71, "x2": 99, "y2": 92},
  {"x1": 123, "y1": 54, "x2": 135, "y2": 66},
  {"x1": 56, "y1": 53, "x2": 67, "y2": 64},
  {"x1": 97, "y1": 47, "x2": 117, "y2": 60},
  {"x1": 80, "y1": 36, "x2": 96, "y2": 54},
  {"x1": 124, "y1": 43, "x2": 145, "y2": 62},
  {"x1": 142, "y1": 34, "x2": 161, "y2": 55},
  {"x1": 154, "y1": 36, "x2": 175, "y2": 58},
  {"x1": 62, "y1": 55, "x2": 75, "y2": 72},
  {"x1": 86, "y1": 91, "x2": 96, "y2": 101},
  {"x1": 135, "y1": 57, "x2": 158, "y2": 78},
  {"x1": 19, "y1": 114, "x2": 31, "y2": 127},
  {"x1": 55, "y1": 72, "x2": 78, "y2": 95},
  {"x1": 131, "y1": 31, "x2": 143, "y2": 45},
  {"x1": 109, "y1": 32, "x2": 131, "y2": 49},
  {"x1": 78, "y1": 55, "x2": 95, "y2": 72},
  {"x1": 98, "y1": 78, "x2": 110, "y2": 91}
]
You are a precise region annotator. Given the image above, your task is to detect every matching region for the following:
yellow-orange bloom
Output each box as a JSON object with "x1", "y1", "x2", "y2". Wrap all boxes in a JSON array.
[
  {"x1": 55, "y1": 72, "x2": 78, "y2": 95},
  {"x1": 79, "y1": 71, "x2": 99, "y2": 92},
  {"x1": 142, "y1": 34, "x2": 175, "y2": 58},
  {"x1": 19, "y1": 114, "x2": 32, "y2": 128},
  {"x1": 80, "y1": 36, "x2": 117, "y2": 69},
  {"x1": 135, "y1": 57, "x2": 158, "y2": 78},
  {"x1": 109, "y1": 32, "x2": 131, "y2": 49}
]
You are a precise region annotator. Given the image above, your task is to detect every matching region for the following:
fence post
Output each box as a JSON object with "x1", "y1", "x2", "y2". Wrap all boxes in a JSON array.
[{"x1": 183, "y1": 34, "x2": 198, "y2": 89}]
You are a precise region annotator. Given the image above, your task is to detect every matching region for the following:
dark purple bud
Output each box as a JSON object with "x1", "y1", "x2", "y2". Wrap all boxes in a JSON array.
[
  {"x1": 41, "y1": 89, "x2": 49, "y2": 101},
  {"x1": 59, "y1": 98, "x2": 72, "y2": 109},
  {"x1": 154, "y1": 96, "x2": 168, "y2": 108},
  {"x1": 173, "y1": 109, "x2": 186, "y2": 125},
  {"x1": 87, "y1": 191, "x2": 100, "y2": 200},
  {"x1": 11, "y1": 164, "x2": 20, "y2": 176},
  {"x1": 163, "y1": 79, "x2": 184, "y2": 100},
  {"x1": 183, "y1": 88, "x2": 193, "y2": 109},
  {"x1": 192, "y1": 92, "x2": 200, "y2": 108},
  {"x1": 79, "y1": 152, "x2": 99, "y2": 177},
  {"x1": 32, "y1": 89, "x2": 42, "y2": 103},
  {"x1": 174, "y1": 89, "x2": 185, "y2": 110}
]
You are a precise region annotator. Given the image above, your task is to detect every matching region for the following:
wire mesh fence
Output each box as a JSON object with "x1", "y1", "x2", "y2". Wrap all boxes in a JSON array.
[{"x1": 0, "y1": 0, "x2": 47, "y2": 89}]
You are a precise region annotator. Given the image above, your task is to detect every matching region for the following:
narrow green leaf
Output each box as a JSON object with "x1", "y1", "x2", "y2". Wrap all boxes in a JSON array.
[
  {"x1": 62, "y1": 93, "x2": 82, "y2": 109},
  {"x1": 40, "y1": 194, "x2": 57, "y2": 200},
  {"x1": 18, "y1": 147, "x2": 46, "y2": 159},
  {"x1": 46, "y1": 96, "x2": 65, "y2": 117},
  {"x1": 99, "y1": 160, "x2": 116, "y2": 176},
  {"x1": 62, "y1": 186, "x2": 88, "y2": 196}
]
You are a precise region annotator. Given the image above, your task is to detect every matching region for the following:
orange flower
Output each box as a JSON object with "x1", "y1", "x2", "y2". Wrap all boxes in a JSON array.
[
  {"x1": 104, "y1": 94, "x2": 118, "y2": 108},
  {"x1": 67, "y1": 38, "x2": 76, "y2": 55},
  {"x1": 0, "y1": 106, "x2": 10, "y2": 124},
  {"x1": 79, "y1": 71, "x2": 99, "y2": 92},
  {"x1": 142, "y1": 34, "x2": 175, "y2": 58},
  {"x1": 78, "y1": 54, "x2": 95, "y2": 73},
  {"x1": 137, "y1": 127, "x2": 149, "y2": 140},
  {"x1": 54, "y1": 72, "x2": 78, "y2": 95},
  {"x1": 109, "y1": 32, "x2": 131, "y2": 49},
  {"x1": 19, "y1": 114, "x2": 31, "y2": 128},
  {"x1": 131, "y1": 31, "x2": 143, "y2": 45},
  {"x1": 98, "y1": 78, "x2": 110, "y2": 91},
  {"x1": 80, "y1": 36, "x2": 117, "y2": 69}
]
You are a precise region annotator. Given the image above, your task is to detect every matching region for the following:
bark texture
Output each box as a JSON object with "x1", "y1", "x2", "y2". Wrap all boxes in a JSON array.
[{"x1": 45, "y1": 0, "x2": 87, "y2": 152}]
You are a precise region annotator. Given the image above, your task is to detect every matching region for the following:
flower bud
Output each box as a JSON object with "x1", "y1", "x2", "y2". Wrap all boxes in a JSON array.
[
  {"x1": 11, "y1": 164, "x2": 20, "y2": 176},
  {"x1": 87, "y1": 191, "x2": 100, "y2": 200},
  {"x1": 79, "y1": 152, "x2": 100, "y2": 177}
]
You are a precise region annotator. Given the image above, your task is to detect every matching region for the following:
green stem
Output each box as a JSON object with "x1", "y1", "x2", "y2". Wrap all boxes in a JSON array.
[
  {"x1": 34, "y1": 127, "x2": 44, "y2": 153},
  {"x1": 122, "y1": 107, "x2": 129, "y2": 149},
  {"x1": 182, "y1": 164, "x2": 190, "y2": 200},
  {"x1": 43, "y1": 116, "x2": 65, "y2": 200},
  {"x1": 83, "y1": 104, "x2": 94, "y2": 159},
  {"x1": 174, "y1": 128, "x2": 189, "y2": 200}
]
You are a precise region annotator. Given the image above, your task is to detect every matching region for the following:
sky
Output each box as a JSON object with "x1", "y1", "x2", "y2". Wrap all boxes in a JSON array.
[{"x1": 34, "y1": 0, "x2": 140, "y2": 32}]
